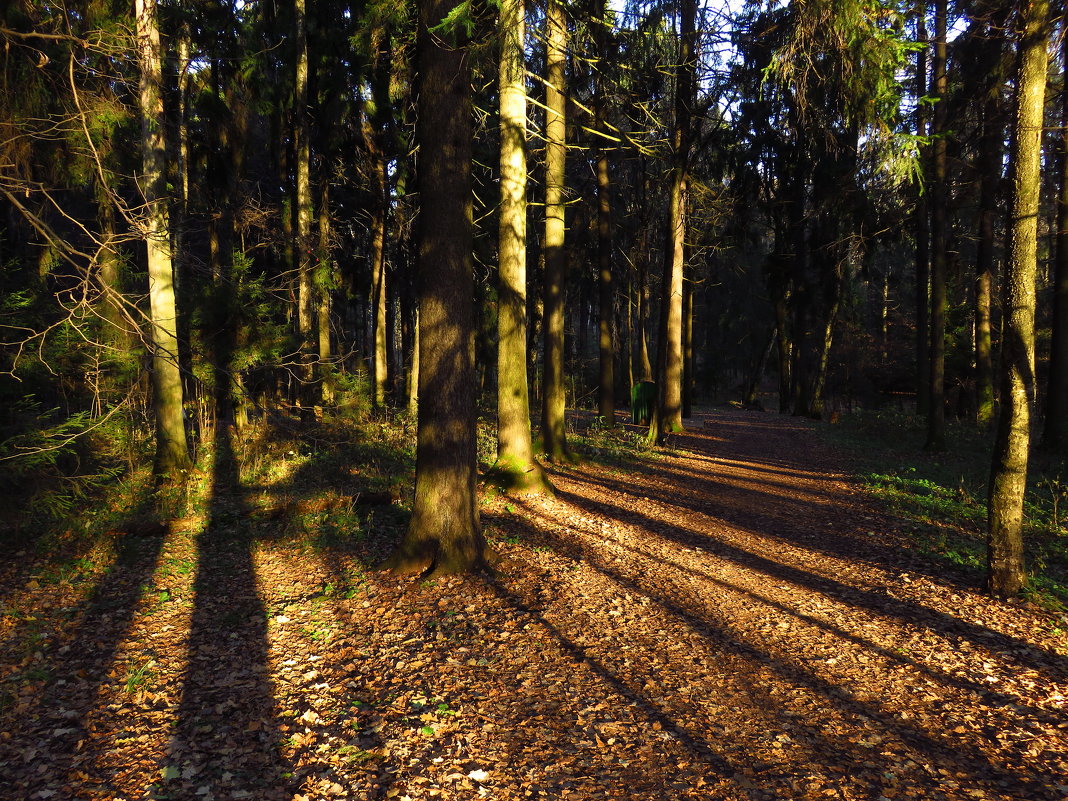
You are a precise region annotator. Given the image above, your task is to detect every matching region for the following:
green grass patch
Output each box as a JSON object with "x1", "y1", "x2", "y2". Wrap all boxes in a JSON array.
[{"x1": 822, "y1": 408, "x2": 1068, "y2": 606}]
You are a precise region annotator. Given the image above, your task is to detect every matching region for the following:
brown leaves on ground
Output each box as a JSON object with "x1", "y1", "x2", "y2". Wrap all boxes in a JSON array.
[{"x1": 1, "y1": 408, "x2": 1066, "y2": 800}]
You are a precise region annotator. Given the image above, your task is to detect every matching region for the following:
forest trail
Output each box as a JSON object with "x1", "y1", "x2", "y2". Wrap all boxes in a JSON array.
[{"x1": 2, "y1": 408, "x2": 1067, "y2": 801}]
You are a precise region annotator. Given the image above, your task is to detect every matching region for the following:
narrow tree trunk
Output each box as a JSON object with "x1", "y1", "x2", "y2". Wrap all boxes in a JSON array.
[
  {"x1": 594, "y1": 1, "x2": 615, "y2": 425},
  {"x1": 541, "y1": 0, "x2": 571, "y2": 461},
  {"x1": 493, "y1": 0, "x2": 549, "y2": 492},
  {"x1": 977, "y1": 94, "x2": 1003, "y2": 427},
  {"x1": 596, "y1": 130, "x2": 615, "y2": 424},
  {"x1": 915, "y1": 3, "x2": 931, "y2": 417},
  {"x1": 926, "y1": 0, "x2": 948, "y2": 449},
  {"x1": 137, "y1": 0, "x2": 191, "y2": 477},
  {"x1": 369, "y1": 140, "x2": 389, "y2": 409},
  {"x1": 988, "y1": 0, "x2": 1049, "y2": 596},
  {"x1": 653, "y1": 0, "x2": 696, "y2": 442},
  {"x1": 386, "y1": 0, "x2": 489, "y2": 576},
  {"x1": 318, "y1": 176, "x2": 334, "y2": 404},
  {"x1": 1044, "y1": 22, "x2": 1068, "y2": 450},
  {"x1": 294, "y1": 0, "x2": 316, "y2": 419}
]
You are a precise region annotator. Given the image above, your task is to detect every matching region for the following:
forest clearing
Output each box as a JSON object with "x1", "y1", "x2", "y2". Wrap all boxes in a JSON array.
[{"x1": 1, "y1": 407, "x2": 1066, "y2": 801}]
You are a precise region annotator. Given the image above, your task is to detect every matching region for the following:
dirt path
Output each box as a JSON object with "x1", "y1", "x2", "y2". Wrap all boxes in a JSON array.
[{"x1": 2, "y1": 408, "x2": 1066, "y2": 800}]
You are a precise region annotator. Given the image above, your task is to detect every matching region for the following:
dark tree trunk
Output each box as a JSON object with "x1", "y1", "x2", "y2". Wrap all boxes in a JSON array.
[{"x1": 385, "y1": 0, "x2": 489, "y2": 576}]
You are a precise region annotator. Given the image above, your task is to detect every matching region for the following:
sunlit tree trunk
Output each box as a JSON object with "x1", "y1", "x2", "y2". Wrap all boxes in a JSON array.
[
  {"x1": 541, "y1": 0, "x2": 571, "y2": 461},
  {"x1": 366, "y1": 129, "x2": 389, "y2": 409},
  {"x1": 137, "y1": 0, "x2": 191, "y2": 477},
  {"x1": 494, "y1": 0, "x2": 548, "y2": 492},
  {"x1": 294, "y1": 0, "x2": 316, "y2": 419},
  {"x1": 386, "y1": 0, "x2": 489, "y2": 576},
  {"x1": 988, "y1": 0, "x2": 1049, "y2": 596},
  {"x1": 925, "y1": 0, "x2": 947, "y2": 450},
  {"x1": 652, "y1": 0, "x2": 695, "y2": 442},
  {"x1": 318, "y1": 176, "x2": 335, "y2": 404}
]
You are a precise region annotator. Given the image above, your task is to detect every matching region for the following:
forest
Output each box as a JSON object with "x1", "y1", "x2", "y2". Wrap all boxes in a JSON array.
[{"x1": 2, "y1": 0, "x2": 1068, "y2": 798}]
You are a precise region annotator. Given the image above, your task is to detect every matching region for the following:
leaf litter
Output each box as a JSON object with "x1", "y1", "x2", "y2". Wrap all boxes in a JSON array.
[{"x1": 0, "y1": 408, "x2": 1066, "y2": 800}]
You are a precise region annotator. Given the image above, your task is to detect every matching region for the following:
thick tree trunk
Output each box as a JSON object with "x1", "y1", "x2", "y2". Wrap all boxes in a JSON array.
[
  {"x1": 926, "y1": 0, "x2": 948, "y2": 450},
  {"x1": 988, "y1": 0, "x2": 1049, "y2": 597},
  {"x1": 493, "y1": 0, "x2": 549, "y2": 493},
  {"x1": 541, "y1": 0, "x2": 571, "y2": 462},
  {"x1": 386, "y1": 0, "x2": 489, "y2": 576},
  {"x1": 1044, "y1": 23, "x2": 1068, "y2": 451},
  {"x1": 136, "y1": 0, "x2": 191, "y2": 478}
]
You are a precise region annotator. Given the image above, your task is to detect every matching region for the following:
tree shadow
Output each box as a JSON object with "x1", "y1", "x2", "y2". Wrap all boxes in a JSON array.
[
  {"x1": 0, "y1": 509, "x2": 168, "y2": 797},
  {"x1": 488, "y1": 507, "x2": 1065, "y2": 801},
  {"x1": 164, "y1": 418, "x2": 293, "y2": 798}
]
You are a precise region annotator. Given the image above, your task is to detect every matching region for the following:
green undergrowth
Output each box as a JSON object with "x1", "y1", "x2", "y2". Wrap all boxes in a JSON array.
[{"x1": 822, "y1": 408, "x2": 1068, "y2": 609}]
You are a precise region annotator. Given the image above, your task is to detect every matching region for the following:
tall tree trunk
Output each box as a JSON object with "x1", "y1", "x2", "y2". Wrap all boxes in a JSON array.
[
  {"x1": 318, "y1": 176, "x2": 334, "y2": 404},
  {"x1": 368, "y1": 134, "x2": 389, "y2": 409},
  {"x1": 926, "y1": 0, "x2": 948, "y2": 450},
  {"x1": 386, "y1": 0, "x2": 489, "y2": 576},
  {"x1": 652, "y1": 0, "x2": 696, "y2": 442},
  {"x1": 988, "y1": 0, "x2": 1049, "y2": 596},
  {"x1": 136, "y1": 0, "x2": 191, "y2": 477},
  {"x1": 1044, "y1": 22, "x2": 1068, "y2": 450},
  {"x1": 595, "y1": 1, "x2": 615, "y2": 425},
  {"x1": 494, "y1": 0, "x2": 549, "y2": 492},
  {"x1": 596, "y1": 128, "x2": 615, "y2": 424},
  {"x1": 915, "y1": 2, "x2": 931, "y2": 417},
  {"x1": 976, "y1": 93, "x2": 1003, "y2": 427},
  {"x1": 541, "y1": 0, "x2": 571, "y2": 461},
  {"x1": 294, "y1": 0, "x2": 316, "y2": 419}
]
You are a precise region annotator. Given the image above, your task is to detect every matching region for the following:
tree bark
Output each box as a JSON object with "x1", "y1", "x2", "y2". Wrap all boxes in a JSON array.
[
  {"x1": 653, "y1": 0, "x2": 696, "y2": 442},
  {"x1": 541, "y1": 0, "x2": 571, "y2": 462},
  {"x1": 386, "y1": 0, "x2": 489, "y2": 576},
  {"x1": 294, "y1": 0, "x2": 316, "y2": 419},
  {"x1": 988, "y1": 0, "x2": 1049, "y2": 596},
  {"x1": 136, "y1": 0, "x2": 191, "y2": 477},
  {"x1": 976, "y1": 93, "x2": 1003, "y2": 428},
  {"x1": 925, "y1": 0, "x2": 948, "y2": 450},
  {"x1": 595, "y1": 0, "x2": 615, "y2": 426},
  {"x1": 493, "y1": 0, "x2": 549, "y2": 492},
  {"x1": 915, "y1": 2, "x2": 931, "y2": 417}
]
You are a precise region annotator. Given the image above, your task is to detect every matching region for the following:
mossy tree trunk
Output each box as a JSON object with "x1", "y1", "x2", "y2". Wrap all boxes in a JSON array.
[
  {"x1": 541, "y1": 0, "x2": 571, "y2": 462},
  {"x1": 136, "y1": 0, "x2": 191, "y2": 478},
  {"x1": 386, "y1": 0, "x2": 490, "y2": 577},
  {"x1": 988, "y1": 0, "x2": 1049, "y2": 597},
  {"x1": 493, "y1": 0, "x2": 549, "y2": 493}
]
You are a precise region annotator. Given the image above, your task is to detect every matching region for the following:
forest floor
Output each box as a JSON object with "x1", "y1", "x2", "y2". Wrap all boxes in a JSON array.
[{"x1": 2, "y1": 407, "x2": 1067, "y2": 801}]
